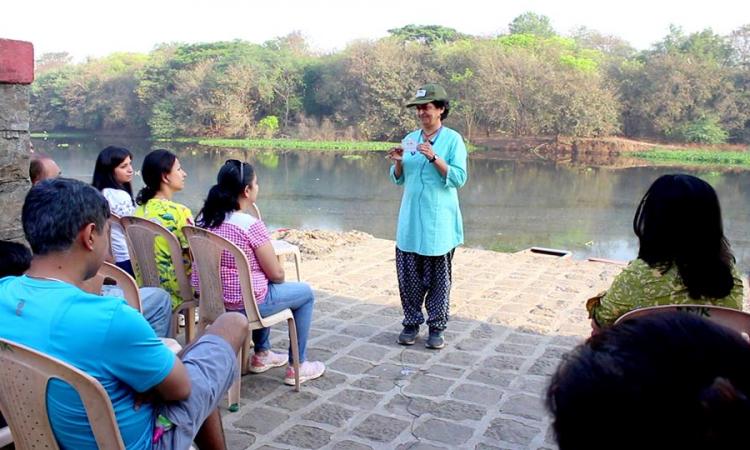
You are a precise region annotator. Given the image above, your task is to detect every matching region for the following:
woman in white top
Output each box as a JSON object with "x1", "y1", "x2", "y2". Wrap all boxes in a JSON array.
[{"x1": 92, "y1": 146, "x2": 136, "y2": 276}]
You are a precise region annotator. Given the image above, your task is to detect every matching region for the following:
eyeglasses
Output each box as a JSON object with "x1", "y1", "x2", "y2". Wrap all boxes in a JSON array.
[{"x1": 225, "y1": 159, "x2": 244, "y2": 182}]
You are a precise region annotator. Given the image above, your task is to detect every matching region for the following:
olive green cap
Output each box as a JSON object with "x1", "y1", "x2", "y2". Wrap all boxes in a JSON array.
[{"x1": 405, "y1": 83, "x2": 449, "y2": 107}]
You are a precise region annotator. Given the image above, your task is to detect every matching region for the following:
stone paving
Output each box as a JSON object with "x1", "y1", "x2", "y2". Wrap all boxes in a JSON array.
[{"x1": 221, "y1": 237, "x2": 623, "y2": 450}]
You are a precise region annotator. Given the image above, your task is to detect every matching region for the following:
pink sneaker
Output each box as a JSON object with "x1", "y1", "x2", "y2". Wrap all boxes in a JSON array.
[
  {"x1": 249, "y1": 350, "x2": 289, "y2": 374},
  {"x1": 284, "y1": 361, "x2": 326, "y2": 385}
]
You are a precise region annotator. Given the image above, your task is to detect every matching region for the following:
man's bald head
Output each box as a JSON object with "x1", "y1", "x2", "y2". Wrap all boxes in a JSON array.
[{"x1": 29, "y1": 156, "x2": 61, "y2": 185}]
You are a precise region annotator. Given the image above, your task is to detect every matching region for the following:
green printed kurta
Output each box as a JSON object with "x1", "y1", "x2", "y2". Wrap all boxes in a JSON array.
[
  {"x1": 588, "y1": 258, "x2": 744, "y2": 327},
  {"x1": 134, "y1": 198, "x2": 194, "y2": 308}
]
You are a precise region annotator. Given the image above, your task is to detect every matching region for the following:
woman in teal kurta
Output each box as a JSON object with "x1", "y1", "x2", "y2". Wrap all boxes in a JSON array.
[{"x1": 387, "y1": 83, "x2": 468, "y2": 349}]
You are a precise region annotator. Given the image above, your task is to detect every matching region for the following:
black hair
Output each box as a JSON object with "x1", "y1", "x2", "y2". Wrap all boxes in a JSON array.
[
  {"x1": 22, "y1": 178, "x2": 110, "y2": 256},
  {"x1": 634, "y1": 174, "x2": 734, "y2": 299},
  {"x1": 196, "y1": 160, "x2": 255, "y2": 229},
  {"x1": 548, "y1": 312, "x2": 750, "y2": 450},
  {"x1": 0, "y1": 241, "x2": 32, "y2": 277},
  {"x1": 92, "y1": 146, "x2": 134, "y2": 205},
  {"x1": 431, "y1": 100, "x2": 450, "y2": 120},
  {"x1": 136, "y1": 149, "x2": 177, "y2": 205}
]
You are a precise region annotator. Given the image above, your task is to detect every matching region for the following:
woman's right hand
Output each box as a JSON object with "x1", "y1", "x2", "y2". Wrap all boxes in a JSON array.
[{"x1": 386, "y1": 147, "x2": 404, "y2": 161}]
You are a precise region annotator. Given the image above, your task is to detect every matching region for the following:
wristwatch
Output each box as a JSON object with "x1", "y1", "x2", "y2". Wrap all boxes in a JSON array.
[{"x1": 428, "y1": 154, "x2": 438, "y2": 163}]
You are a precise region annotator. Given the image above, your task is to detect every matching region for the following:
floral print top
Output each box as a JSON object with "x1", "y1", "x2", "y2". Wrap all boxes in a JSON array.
[
  {"x1": 588, "y1": 258, "x2": 744, "y2": 327},
  {"x1": 134, "y1": 198, "x2": 194, "y2": 308}
]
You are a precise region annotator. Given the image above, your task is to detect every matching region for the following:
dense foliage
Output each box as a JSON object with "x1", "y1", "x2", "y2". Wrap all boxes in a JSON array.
[{"x1": 29, "y1": 15, "x2": 750, "y2": 144}]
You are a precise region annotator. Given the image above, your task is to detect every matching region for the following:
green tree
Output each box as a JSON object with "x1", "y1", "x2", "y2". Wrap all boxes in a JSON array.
[
  {"x1": 508, "y1": 12, "x2": 556, "y2": 37},
  {"x1": 388, "y1": 24, "x2": 467, "y2": 45}
]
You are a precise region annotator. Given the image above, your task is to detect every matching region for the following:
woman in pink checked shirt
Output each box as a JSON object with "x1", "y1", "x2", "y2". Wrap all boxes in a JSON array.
[{"x1": 193, "y1": 160, "x2": 325, "y2": 386}]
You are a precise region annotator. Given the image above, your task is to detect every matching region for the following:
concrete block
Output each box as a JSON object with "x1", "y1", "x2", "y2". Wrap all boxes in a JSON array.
[{"x1": 0, "y1": 39, "x2": 34, "y2": 84}]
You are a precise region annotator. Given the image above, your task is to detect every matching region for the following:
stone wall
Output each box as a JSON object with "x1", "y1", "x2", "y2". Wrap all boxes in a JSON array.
[{"x1": 0, "y1": 38, "x2": 33, "y2": 242}]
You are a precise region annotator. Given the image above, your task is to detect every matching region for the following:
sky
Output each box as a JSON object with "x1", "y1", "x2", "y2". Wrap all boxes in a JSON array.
[{"x1": 5, "y1": 0, "x2": 750, "y2": 60}]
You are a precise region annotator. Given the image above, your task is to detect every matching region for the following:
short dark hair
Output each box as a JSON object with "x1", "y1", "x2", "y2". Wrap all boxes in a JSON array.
[
  {"x1": 22, "y1": 178, "x2": 110, "y2": 255},
  {"x1": 136, "y1": 149, "x2": 177, "y2": 205},
  {"x1": 0, "y1": 241, "x2": 32, "y2": 277},
  {"x1": 432, "y1": 100, "x2": 450, "y2": 120},
  {"x1": 29, "y1": 154, "x2": 53, "y2": 184},
  {"x1": 634, "y1": 174, "x2": 734, "y2": 299},
  {"x1": 92, "y1": 146, "x2": 134, "y2": 204},
  {"x1": 548, "y1": 312, "x2": 750, "y2": 450}
]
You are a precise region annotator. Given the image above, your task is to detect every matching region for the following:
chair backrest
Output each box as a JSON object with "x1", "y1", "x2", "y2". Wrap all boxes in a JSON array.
[
  {"x1": 0, "y1": 338, "x2": 124, "y2": 450},
  {"x1": 183, "y1": 226, "x2": 263, "y2": 328},
  {"x1": 250, "y1": 203, "x2": 262, "y2": 221},
  {"x1": 99, "y1": 261, "x2": 142, "y2": 312},
  {"x1": 120, "y1": 216, "x2": 193, "y2": 304},
  {"x1": 615, "y1": 304, "x2": 750, "y2": 336}
]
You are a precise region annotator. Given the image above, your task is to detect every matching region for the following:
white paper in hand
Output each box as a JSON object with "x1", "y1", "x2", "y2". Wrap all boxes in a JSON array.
[{"x1": 402, "y1": 137, "x2": 417, "y2": 155}]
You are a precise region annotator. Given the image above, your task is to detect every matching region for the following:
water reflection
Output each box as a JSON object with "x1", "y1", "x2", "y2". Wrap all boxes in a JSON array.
[{"x1": 35, "y1": 137, "x2": 750, "y2": 272}]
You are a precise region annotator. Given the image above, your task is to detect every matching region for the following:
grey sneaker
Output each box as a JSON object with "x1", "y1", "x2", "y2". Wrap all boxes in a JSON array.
[
  {"x1": 425, "y1": 328, "x2": 445, "y2": 349},
  {"x1": 398, "y1": 325, "x2": 419, "y2": 345}
]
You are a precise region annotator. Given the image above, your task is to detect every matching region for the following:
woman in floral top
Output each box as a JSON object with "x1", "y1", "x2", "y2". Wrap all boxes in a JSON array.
[
  {"x1": 134, "y1": 149, "x2": 194, "y2": 308},
  {"x1": 588, "y1": 174, "x2": 743, "y2": 331}
]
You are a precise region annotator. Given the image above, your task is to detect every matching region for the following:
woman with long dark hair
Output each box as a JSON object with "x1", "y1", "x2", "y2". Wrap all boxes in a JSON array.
[
  {"x1": 92, "y1": 146, "x2": 136, "y2": 275},
  {"x1": 92, "y1": 146, "x2": 173, "y2": 337},
  {"x1": 194, "y1": 160, "x2": 324, "y2": 385},
  {"x1": 134, "y1": 149, "x2": 194, "y2": 309},
  {"x1": 588, "y1": 174, "x2": 743, "y2": 331}
]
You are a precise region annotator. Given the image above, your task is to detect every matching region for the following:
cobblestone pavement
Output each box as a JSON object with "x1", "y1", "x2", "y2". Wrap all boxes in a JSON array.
[{"x1": 221, "y1": 238, "x2": 622, "y2": 450}]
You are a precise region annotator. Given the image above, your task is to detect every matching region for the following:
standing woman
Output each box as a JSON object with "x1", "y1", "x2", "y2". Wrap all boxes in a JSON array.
[
  {"x1": 92, "y1": 146, "x2": 136, "y2": 275},
  {"x1": 134, "y1": 149, "x2": 194, "y2": 309},
  {"x1": 386, "y1": 83, "x2": 468, "y2": 349},
  {"x1": 194, "y1": 160, "x2": 325, "y2": 385}
]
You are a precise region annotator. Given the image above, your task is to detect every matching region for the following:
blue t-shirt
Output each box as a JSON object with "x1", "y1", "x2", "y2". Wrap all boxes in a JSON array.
[{"x1": 0, "y1": 275, "x2": 175, "y2": 449}]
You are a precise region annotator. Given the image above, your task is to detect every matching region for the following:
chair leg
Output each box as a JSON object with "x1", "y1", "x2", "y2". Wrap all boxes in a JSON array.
[
  {"x1": 240, "y1": 334, "x2": 253, "y2": 375},
  {"x1": 170, "y1": 310, "x2": 179, "y2": 339},
  {"x1": 185, "y1": 306, "x2": 196, "y2": 343},
  {"x1": 227, "y1": 347, "x2": 242, "y2": 412},
  {"x1": 288, "y1": 317, "x2": 301, "y2": 392},
  {"x1": 293, "y1": 251, "x2": 301, "y2": 281}
]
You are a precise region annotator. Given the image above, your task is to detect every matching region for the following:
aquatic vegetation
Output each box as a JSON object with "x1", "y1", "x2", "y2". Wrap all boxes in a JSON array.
[{"x1": 634, "y1": 148, "x2": 750, "y2": 167}]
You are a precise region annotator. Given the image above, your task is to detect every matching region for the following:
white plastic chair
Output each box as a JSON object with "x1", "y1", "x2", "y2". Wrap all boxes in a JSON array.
[
  {"x1": 0, "y1": 338, "x2": 125, "y2": 449},
  {"x1": 120, "y1": 216, "x2": 198, "y2": 342},
  {"x1": 183, "y1": 226, "x2": 301, "y2": 412}
]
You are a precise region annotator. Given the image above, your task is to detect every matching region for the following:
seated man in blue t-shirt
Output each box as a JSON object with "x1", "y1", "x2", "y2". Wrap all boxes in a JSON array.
[{"x1": 0, "y1": 178, "x2": 249, "y2": 450}]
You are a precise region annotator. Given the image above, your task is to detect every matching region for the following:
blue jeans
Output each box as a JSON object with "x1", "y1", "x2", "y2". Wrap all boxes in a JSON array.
[{"x1": 251, "y1": 282, "x2": 315, "y2": 363}]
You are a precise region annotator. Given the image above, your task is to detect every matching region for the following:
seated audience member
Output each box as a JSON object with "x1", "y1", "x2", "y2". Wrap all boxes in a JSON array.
[
  {"x1": 0, "y1": 240, "x2": 32, "y2": 429},
  {"x1": 91, "y1": 146, "x2": 173, "y2": 337},
  {"x1": 134, "y1": 149, "x2": 194, "y2": 309},
  {"x1": 587, "y1": 174, "x2": 743, "y2": 331},
  {"x1": 29, "y1": 153, "x2": 61, "y2": 185},
  {"x1": 547, "y1": 312, "x2": 750, "y2": 450},
  {"x1": 0, "y1": 178, "x2": 249, "y2": 449},
  {"x1": 193, "y1": 160, "x2": 325, "y2": 385},
  {"x1": 0, "y1": 240, "x2": 32, "y2": 278},
  {"x1": 92, "y1": 145, "x2": 138, "y2": 276}
]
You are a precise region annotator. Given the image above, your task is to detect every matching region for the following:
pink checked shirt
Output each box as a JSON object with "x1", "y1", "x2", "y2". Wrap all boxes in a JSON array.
[{"x1": 191, "y1": 212, "x2": 271, "y2": 310}]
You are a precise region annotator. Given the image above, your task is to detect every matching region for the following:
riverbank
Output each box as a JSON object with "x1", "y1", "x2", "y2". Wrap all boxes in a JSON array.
[{"x1": 471, "y1": 135, "x2": 750, "y2": 168}]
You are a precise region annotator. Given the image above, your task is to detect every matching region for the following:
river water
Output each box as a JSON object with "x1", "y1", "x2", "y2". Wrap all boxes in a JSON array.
[{"x1": 35, "y1": 136, "x2": 750, "y2": 272}]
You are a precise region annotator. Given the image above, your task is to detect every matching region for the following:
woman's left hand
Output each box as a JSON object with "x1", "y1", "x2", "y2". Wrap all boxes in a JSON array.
[{"x1": 417, "y1": 142, "x2": 436, "y2": 161}]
